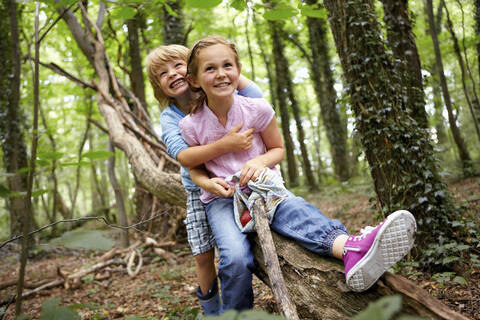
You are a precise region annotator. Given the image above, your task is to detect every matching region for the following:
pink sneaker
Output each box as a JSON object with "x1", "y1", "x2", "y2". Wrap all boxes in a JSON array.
[{"x1": 343, "y1": 210, "x2": 416, "y2": 292}]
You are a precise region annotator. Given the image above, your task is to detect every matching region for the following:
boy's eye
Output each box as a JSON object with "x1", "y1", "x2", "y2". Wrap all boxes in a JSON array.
[
  {"x1": 224, "y1": 63, "x2": 232, "y2": 68},
  {"x1": 160, "y1": 71, "x2": 167, "y2": 77},
  {"x1": 175, "y1": 63, "x2": 184, "y2": 68},
  {"x1": 205, "y1": 66, "x2": 214, "y2": 72}
]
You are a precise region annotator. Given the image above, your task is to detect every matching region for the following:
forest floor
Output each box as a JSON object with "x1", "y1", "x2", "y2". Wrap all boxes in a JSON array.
[{"x1": 0, "y1": 176, "x2": 479, "y2": 320}]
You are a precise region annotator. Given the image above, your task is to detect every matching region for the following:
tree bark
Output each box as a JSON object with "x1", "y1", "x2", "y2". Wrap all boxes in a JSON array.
[
  {"x1": 442, "y1": 1, "x2": 480, "y2": 143},
  {"x1": 425, "y1": 0, "x2": 472, "y2": 174},
  {"x1": 381, "y1": 0, "x2": 429, "y2": 129},
  {"x1": 269, "y1": 21, "x2": 299, "y2": 187},
  {"x1": 0, "y1": 0, "x2": 30, "y2": 238},
  {"x1": 58, "y1": 5, "x2": 187, "y2": 209},
  {"x1": 322, "y1": 0, "x2": 457, "y2": 246},
  {"x1": 252, "y1": 232, "x2": 469, "y2": 320},
  {"x1": 305, "y1": 0, "x2": 350, "y2": 182},
  {"x1": 127, "y1": 14, "x2": 147, "y2": 112},
  {"x1": 162, "y1": 0, "x2": 185, "y2": 45}
]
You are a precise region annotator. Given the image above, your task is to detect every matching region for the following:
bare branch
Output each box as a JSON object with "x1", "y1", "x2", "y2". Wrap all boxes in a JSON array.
[
  {"x1": 38, "y1": 60, "x2": 95, "y2": 89},
  {"x1": 0, "y1": 209, "x2": 173, "y2": 249}
]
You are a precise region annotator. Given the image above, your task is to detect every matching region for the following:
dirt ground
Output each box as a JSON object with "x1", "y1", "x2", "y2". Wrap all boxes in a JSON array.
[{"x1": 0, "y1": 176, "x2": 479, "y2": 319}]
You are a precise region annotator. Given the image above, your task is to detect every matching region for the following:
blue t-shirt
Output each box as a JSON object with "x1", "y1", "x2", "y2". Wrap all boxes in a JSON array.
[{"x1": 160, "y1": 82, "x2": 263, "y2": 191}]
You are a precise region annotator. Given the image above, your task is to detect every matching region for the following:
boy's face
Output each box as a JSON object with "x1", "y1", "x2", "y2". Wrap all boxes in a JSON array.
[{"x1": 158, "y1": 59, "x2": 189, "y2": 99}]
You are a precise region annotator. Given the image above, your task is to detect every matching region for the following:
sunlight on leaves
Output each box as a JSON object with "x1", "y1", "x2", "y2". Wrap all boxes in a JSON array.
[
  {"x1": 185, "y1": 0, "x2": 222, "y2": 9},
  {"x1": 264, "y1": 4, "x2": 297, "y2": 21}
]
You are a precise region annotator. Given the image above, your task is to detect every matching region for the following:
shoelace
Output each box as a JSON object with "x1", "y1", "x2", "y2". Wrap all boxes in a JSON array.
[{"x1": 343, "y1": 225, "x2": 376, "y2": 255}]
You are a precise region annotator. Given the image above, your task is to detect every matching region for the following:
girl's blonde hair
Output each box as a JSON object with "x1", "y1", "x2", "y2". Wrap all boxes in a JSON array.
[
  {"x1": 187, "y1": 35, "x2": 240, "y2": 113},
  {"x1": 146, "y1": 44, "x2": 189, "y2": 107}
]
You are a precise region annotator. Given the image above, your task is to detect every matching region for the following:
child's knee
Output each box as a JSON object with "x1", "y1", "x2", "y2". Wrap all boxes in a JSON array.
[{"x1": 195, "y1": 250, "x2": 215, "y2": 269}]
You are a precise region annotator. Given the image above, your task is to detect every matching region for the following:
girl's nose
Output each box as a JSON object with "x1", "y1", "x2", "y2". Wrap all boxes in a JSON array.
[{"x1": 217, "y1": 68, "x2": 226, "y2": 77}]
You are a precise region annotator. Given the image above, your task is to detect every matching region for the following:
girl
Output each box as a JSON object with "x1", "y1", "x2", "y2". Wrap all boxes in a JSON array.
[
  {"x1": 179, "y1": 36, "x2": 417, "y2": 312},
  {"x1": 146, "y1": 44, "x2": 262, "y2": 315}
]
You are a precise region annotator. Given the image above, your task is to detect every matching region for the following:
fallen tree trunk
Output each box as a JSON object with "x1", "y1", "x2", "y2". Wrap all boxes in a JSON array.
[{"x1": 252, "y1": 232, "x2": 468, "y2": 320}]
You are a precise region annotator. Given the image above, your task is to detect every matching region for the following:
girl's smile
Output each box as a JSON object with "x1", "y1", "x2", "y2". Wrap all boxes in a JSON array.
[{"x1": 192, "y1": 44, "x2": 241, "y2": 102}]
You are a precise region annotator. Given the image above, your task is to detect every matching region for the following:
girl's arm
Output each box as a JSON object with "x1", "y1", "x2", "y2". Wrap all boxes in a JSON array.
[
  {"x1": 177, "y1": 123, "x2": 253, "y2": 168},
  {"x1": 238, "y1": 117, "x2": 284, "y2": 185},
  {"x1": 190, "y1": 166, "x2": 234, "y2": 197}
]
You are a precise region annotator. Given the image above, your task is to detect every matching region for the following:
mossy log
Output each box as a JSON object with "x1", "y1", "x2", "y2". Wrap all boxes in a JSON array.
[{"x1": 252, "y1": 232, "x2": 468, "y2": 320}]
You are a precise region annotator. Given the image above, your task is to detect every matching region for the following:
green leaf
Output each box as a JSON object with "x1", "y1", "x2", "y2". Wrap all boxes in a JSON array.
[
  {"x1": 230, "y1": 0, "x2": 246, "y2": 11},
  {"x1": 50, "y1": 230, "x2": 115, "y2": 251},
  {"x1": 59, "y1": 161, "x2": 92, "y2": 167},
  {"x1": 110, "y1": 6, "x2": 136, "y2": 20},
  {"x1": 453, "y1": 276, "x2": 467, "y2": 285},
  {"x1": 36, "y1": 159, "x2": 51, "y2": 167},
  {"x1": 264, "y1": 4, "x2": 297, "y2": 20},
  {"x1": 0, "y1": 184, "x2": 10, "y2": 198},
  {"x1": 38, "y1": 152, "x2": 64, "y2": 161},
  {"x1": 352, "y1": 295, "x2": 402, "y2": 320},
  {"x1": 299, "y1": 4, "x2": 326, "y2": 18},
  {"x1": 185, "y1": 0, "x2": 222, "y2": 9},
  {"x1": 82, "y1": 151, "x2": 115, "y2": 160},
  {"x1": 32, "y1": 189, "x2": 49, "y2": 198},
  {"x1": 40, "y1": 306, "x2": 81, "y2": 320}
]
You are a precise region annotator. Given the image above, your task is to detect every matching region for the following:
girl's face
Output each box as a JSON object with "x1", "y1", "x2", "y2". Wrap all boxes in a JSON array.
[
  {"x1": 158, "y1": 59, "x2": 189, "y2": 98},
  {"x1": 191, "y1": 44, "x2": 241, "y2": 100}
]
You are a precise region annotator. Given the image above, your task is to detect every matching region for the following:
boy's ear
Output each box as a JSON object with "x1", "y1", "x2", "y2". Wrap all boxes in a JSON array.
[
  {"x1": 187, "y1": 74, "x2": 200, "y2": 88},
  {"x1": 238, "y1": 63, "x2": 242, "y2": 75}
]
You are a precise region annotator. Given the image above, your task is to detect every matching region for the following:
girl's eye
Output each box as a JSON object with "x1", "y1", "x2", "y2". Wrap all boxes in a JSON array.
[
  {"x1": 205, "y1": 66, "x2": 214, "y2": 72},
  {"x1": 225, "y1": 63, "x2": 232, "y2": 68}
]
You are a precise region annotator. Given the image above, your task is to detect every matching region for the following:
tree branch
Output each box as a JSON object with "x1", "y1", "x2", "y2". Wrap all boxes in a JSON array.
[{"x1": 0, "y1": 209, "x2": 173, "y2": 249}]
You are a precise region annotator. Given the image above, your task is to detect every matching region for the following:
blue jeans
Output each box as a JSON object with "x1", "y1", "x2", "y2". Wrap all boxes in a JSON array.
[{"x1": 205, "y1": 195, "x2": 348, "y2": 312}]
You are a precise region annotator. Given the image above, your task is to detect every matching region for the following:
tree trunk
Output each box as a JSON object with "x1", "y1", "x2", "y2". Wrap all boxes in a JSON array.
[
  {"x1": 127, "y1": 14, "x2": 147, "y2": 112},
  {"x1": 305, "y1": 0, "x2": 350, "y2": 182},
  {"x1": 251, "y1": 232, "x2": 469, "y2": 320},
  {"x1": 162, "y1": 0, "x2": 185, "y2": 45},
  {"x1": 443, "y1": 1, "x2": 480, "y2": 143},
  {"x1": 381, "y1": 0, "x2": 429, "y2": 129},
  {"x1": 0, "y1": 0, "x2": 30, "y2": 238},
  {"x1": 108, "y1": 139, "x2": 129, "y2": 248},
  {"x1": 322, "y1": 0, "x2": 457, "y2": 246},
  {"x1": 476, "y1": 0, "x2": 480, "y2": 84},
  {"x1": 58, "y1": 5, "x2": 187, "y2": 210},
  {"x1": 425, "y1": 0, "x2": 472, "y2": 174},
  {"x1": 269, "y1": 21, "x2": 298, "y2": 187}
]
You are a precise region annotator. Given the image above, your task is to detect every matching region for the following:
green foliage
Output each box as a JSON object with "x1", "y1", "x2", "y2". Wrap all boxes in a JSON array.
[
  {"x1": 263, "y1": 3, "x2": 297, "y2": 21},
  {"x1": 352, "y1": 295, "x2": 424, "y2": 320},
  {"x1": 298, "y1": 3, "x2": 326, "y2": 19},
  {"x1": 82, "y1": 151, "x2": 115, "y2": 160},
  {"x1": 185, "y1": 0, "x2": 222, "y2": 9},
  {"x1": 39, "y1": 298, "x2": 81, "y2": 320},
  {"x1": 49, "y1": 229, "x2": 115, "y2": 251},
  {"x1": 110, "y1": 6, "x2": 137, "y2": 20},
  {"x1": 205, "y1": 309, "x2": 286, "y2": 319},
  {"x1": 230, "y1": 0, "x2": 246, "y2": 11}
]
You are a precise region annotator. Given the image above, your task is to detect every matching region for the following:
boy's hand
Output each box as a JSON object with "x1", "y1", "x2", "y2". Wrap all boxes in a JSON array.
[
  {"x1": 205, "y1": 178, "x2": 234, "y2": 197},
  {"x1": 239, "y1": 158, "x2": 265, "y2": 186},
  {"x1": 220, "y1": 123, "x2": 254, "y2": 153}
]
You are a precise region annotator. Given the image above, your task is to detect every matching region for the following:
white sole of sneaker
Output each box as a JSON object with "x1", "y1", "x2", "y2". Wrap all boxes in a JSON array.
[{"x1": 346, "y1": 210, "x2": 417, "y2": 292}]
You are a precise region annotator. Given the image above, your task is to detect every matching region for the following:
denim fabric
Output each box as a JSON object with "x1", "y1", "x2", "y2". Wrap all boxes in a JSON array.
[
  {"x1": 205, "y1": 198, "x2": 255, "y2": 311},
  {"x1": 271, "y1": 196, "x2": 349, "y2": 256},
  {"x1": 205, "y1": 195, "x2": 349, "y2": 312}
]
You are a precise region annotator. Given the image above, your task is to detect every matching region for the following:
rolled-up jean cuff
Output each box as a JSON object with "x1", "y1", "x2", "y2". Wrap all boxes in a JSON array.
[{"x1": 324, "y1": 228, "x2": 349, "y2": 256}]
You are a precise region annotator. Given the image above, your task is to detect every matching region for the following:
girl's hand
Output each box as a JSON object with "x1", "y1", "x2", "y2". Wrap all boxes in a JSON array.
[
  {"x1": 205, "y1": 178, "x2": 234, "y2": 197},
  {"x1": 220, "y1": 123, "x2": 254, "y2": 153},
  {"x1": 239, "y1": 158, "x2": 265, "y2": 186}
]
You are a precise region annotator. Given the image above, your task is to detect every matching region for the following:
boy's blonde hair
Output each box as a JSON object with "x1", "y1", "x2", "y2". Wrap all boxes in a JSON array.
[{"x1": 146, "y1": 44, "x2": 189, "y2": 107}]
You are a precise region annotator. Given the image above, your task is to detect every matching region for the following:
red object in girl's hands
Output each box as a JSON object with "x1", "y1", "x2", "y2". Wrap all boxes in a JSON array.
[{"x1": 240, "y1": 209, "x2": 252, "y2": 227}]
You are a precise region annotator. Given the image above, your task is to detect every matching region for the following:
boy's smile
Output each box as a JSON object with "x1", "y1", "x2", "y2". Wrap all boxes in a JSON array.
[{"x1": 159, "y1": 59, "x2": 189, "y2": 98}]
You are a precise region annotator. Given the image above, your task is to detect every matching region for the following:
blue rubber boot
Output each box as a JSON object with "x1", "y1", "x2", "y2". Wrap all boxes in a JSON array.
[{"x1": 196, "y1": 278, "x2": 222, "y2": 316}]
